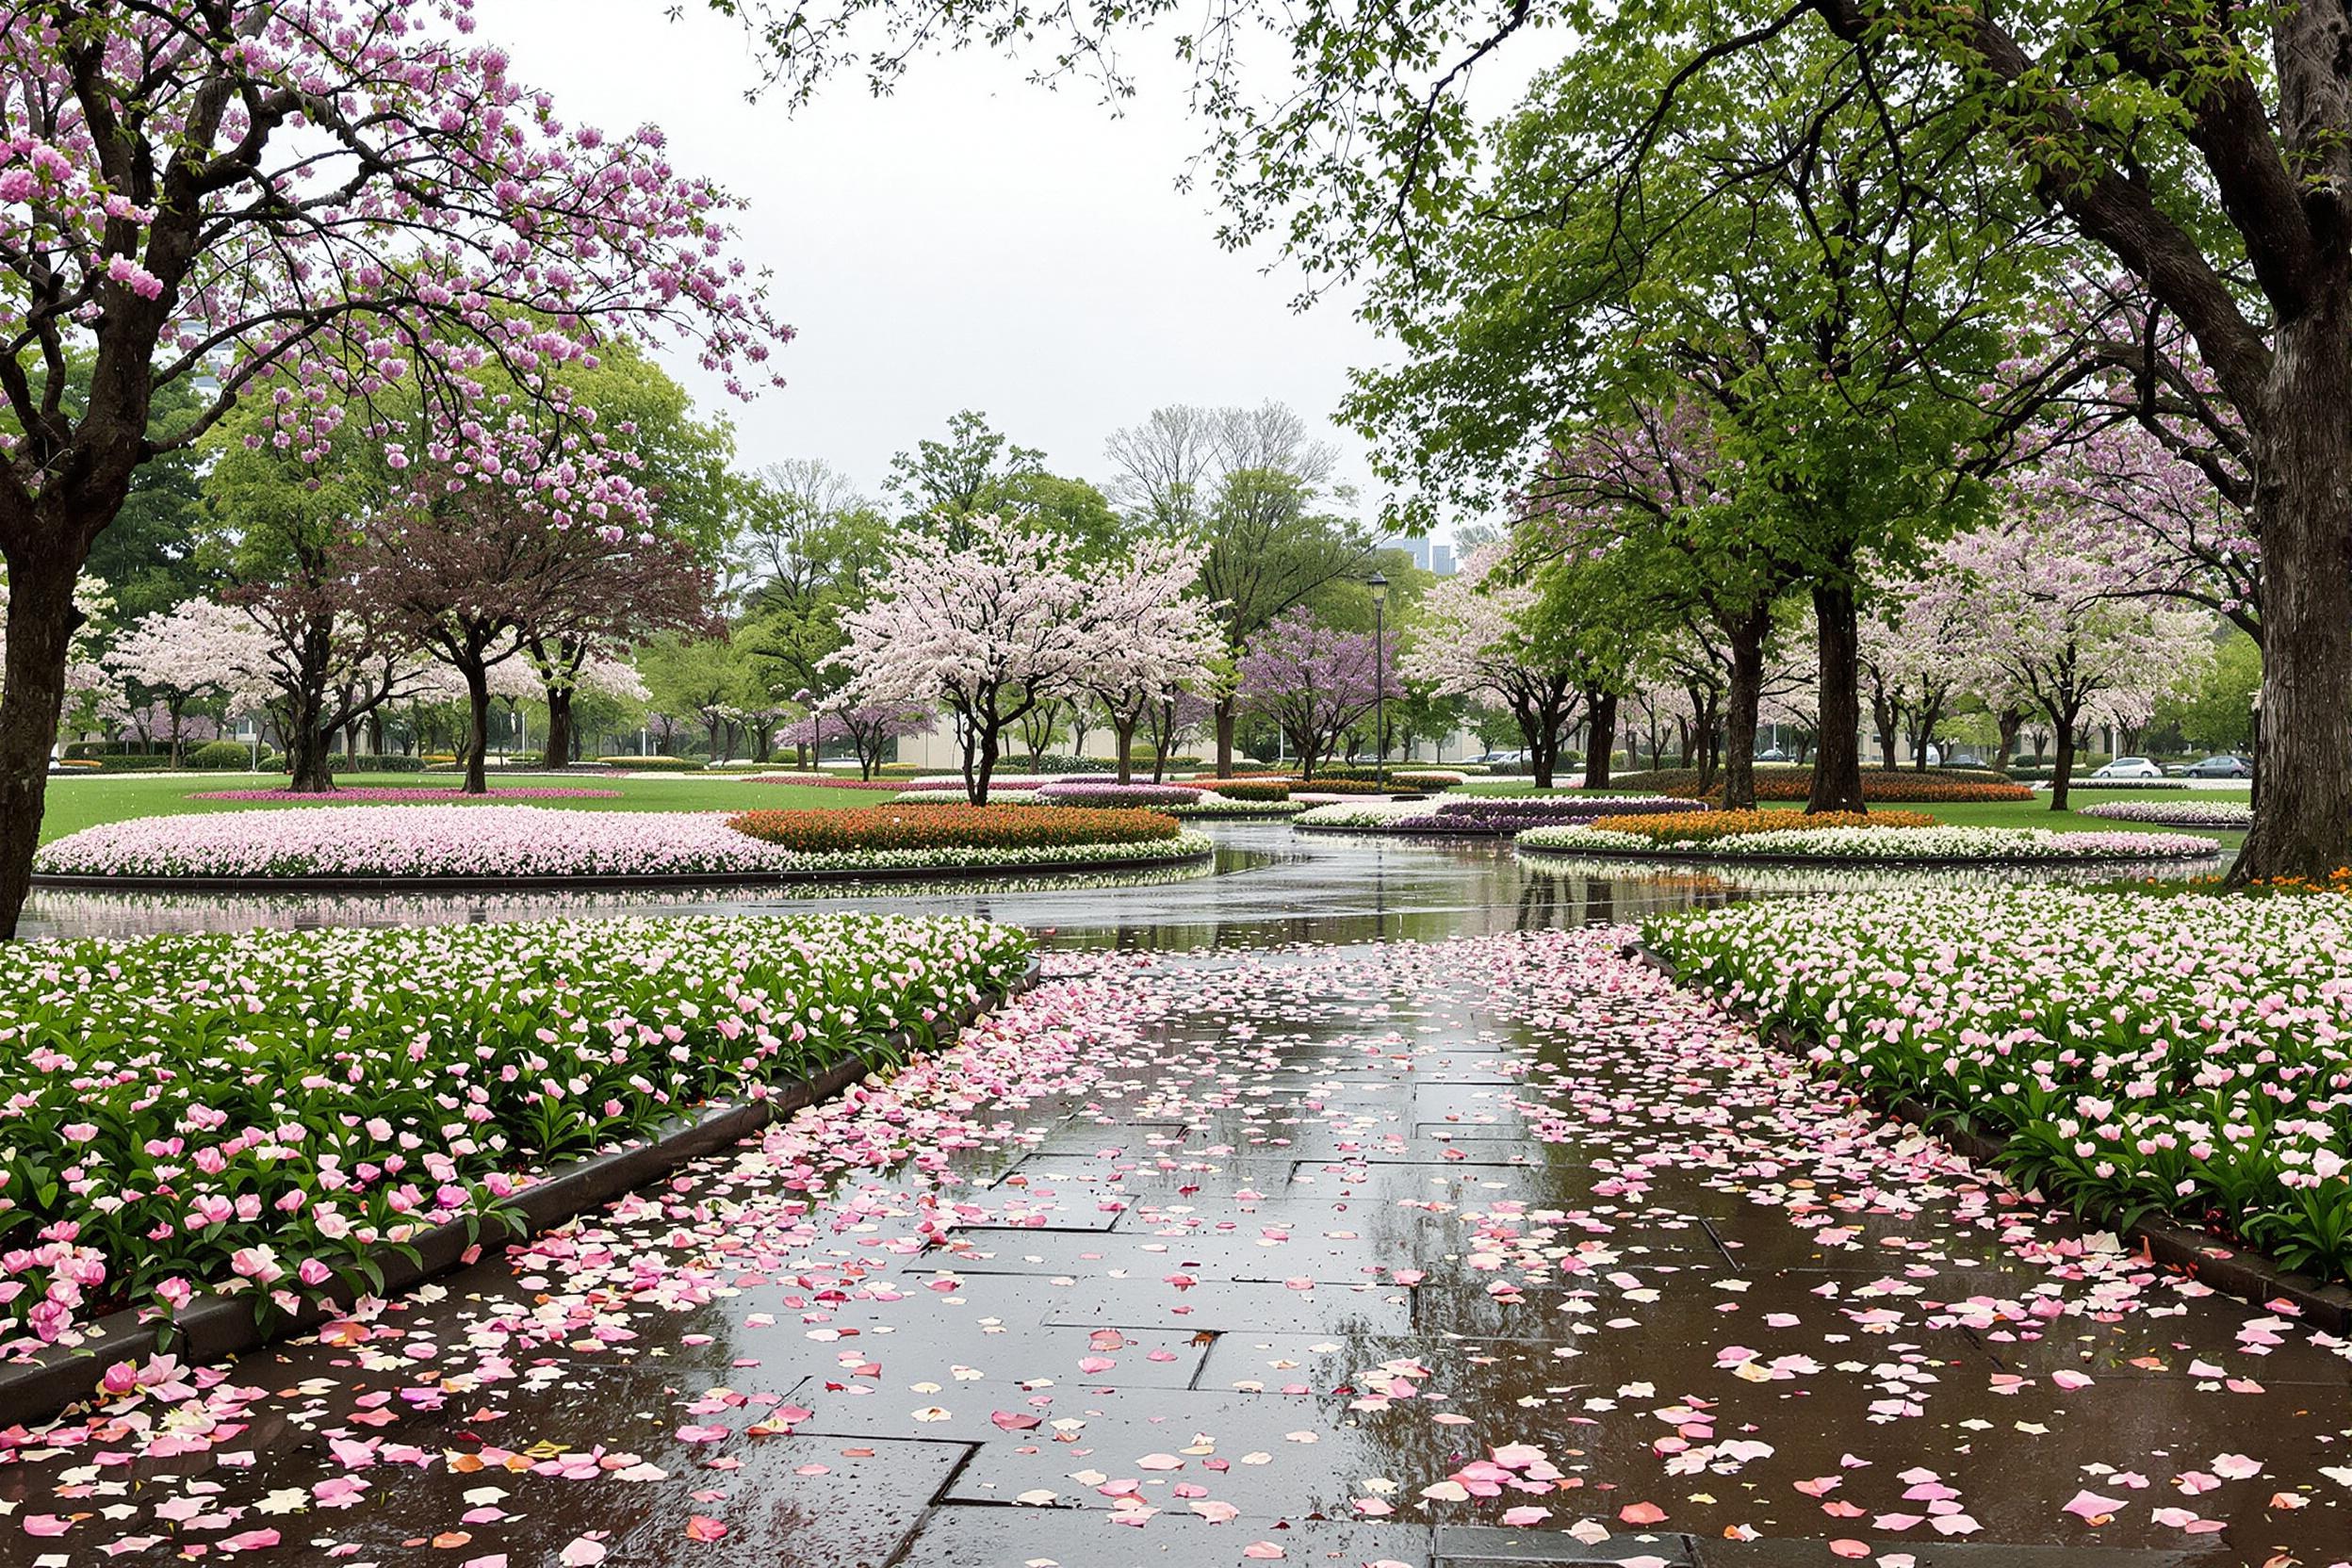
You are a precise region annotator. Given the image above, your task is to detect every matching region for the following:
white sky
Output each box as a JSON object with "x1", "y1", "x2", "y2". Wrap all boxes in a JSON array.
[{"x1": 468, "y1": 0, "x2": 1398, "y2": 519}]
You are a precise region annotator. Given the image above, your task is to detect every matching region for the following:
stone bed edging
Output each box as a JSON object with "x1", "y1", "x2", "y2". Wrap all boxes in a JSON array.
[
  {"x1": 28, "y1": 844, "x2": 1215, "y2": 893},
  {"x1": 1623, "y1": 940, "x2": 2352, "y2": 1332},
  {"x1": 0, "y1": 958, "x2": 1045, "y2": 1427}
]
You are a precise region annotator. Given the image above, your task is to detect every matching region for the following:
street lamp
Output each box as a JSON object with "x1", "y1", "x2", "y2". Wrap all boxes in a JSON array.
[
  {"x1": 1367, "y1": 570, "x2": 1390, "y2": 790},
  {"x1": 795, "y1": 688, "x2": 817, "y2": 771}
]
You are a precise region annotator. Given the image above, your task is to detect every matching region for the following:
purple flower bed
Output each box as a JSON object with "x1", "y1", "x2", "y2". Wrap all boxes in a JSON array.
[
  {"x1": 1034, "y1": 781, "x2": 1202, "y2": 808},
  {"x1": 1433, "y1": 793, "x2": 1691, "y2": 820},
  {"x1": 187, "y1": 787, "x2": 624, "y2": 803}
]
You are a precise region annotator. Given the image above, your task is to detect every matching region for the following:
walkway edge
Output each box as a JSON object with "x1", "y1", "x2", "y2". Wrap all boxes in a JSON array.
[
  {"x1": 0, "y1": 957, "x2": 1045, "y2": 1426},
  {"x1": 1623, "y1": 939, "x2": 2352, "y2": 1332}
]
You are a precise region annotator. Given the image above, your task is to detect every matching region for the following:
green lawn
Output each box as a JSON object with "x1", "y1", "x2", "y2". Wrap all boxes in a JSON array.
[{"x1": 35, "y1": 772, "x2": 867, "y2": 843}]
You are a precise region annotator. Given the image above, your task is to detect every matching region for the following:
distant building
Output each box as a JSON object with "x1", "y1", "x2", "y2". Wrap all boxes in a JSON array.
[{"x1": 1380, "y1": 536, "x2": 1459, "y2": 577}]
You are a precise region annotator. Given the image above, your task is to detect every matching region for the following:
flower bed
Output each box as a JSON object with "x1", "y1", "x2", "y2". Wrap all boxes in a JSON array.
[
  {"x1": 1391, "y1": 770, "x2": 1469, "y2": 789},
  {"x1": 1033, "y1": 781, "x2": 1203, "y2": 808},
  {"x1": 1293, "y1": 800, "x2": 1428, "y2": 828},
  {"x1": 1517, "y1": 821, "x2": 2222, "y2": 863},
  {"x1": 1169, "y1": 796, "x2": 1307, "y2": 818},
  {"x1": 1614, "y1": 765, "x2": 2034, "y2": 803},
  {"x1": 1297, "y1": 794, "x2": 1699, "y2": 835},
  {"x1": 2080, "y1": 799, "x2": 2253, "y2": 829},
  {"x1": 36, "y1": 805, "x2": 1207, "y2": 882},
  {"x1": 1585, "y1": 808, "x2": 1936, "y2": 842},
  {"x1": 889, "y1": 788, "x2": 1042, "y2": 806},
  {"x1": 1645, "y1": 890, "x2": 2352, "y2": 1281},
  {"x1": 748, "y1": 774, "x2": 907, "y2": 790},
  {"x1": 2059, "y1": 779, "x2": 2192, "y2": 792},
  {"x1": 728, "y1": 803, "x2": 1180, "y2": 853},
  {"x1": 0, "y1": 913, "x2": 1031, "y2": 1354},
  {"x1": 1207, "y1": 780, "x2": 1293, "y2": 802},
  {"x1": 186, "y1": 787, "x2": 624, "y2": 803}
]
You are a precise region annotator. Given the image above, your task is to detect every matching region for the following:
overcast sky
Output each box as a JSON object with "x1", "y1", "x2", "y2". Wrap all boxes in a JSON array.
[{"x1": 468, "y1": 0, "x2": 1400, "y2": 522}]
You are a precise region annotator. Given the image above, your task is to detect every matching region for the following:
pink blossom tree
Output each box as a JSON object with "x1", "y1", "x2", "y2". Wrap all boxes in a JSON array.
[
  {"x1": 831, "y1": 514, "x2": 1203, "y2": 802},
  {"x1": 1075, "y1": 547, "x2": 1221, "y2": 784},
  {"x1": 102, "y1": 599, "x2": 270, "y2": 766},
  {"x1": 1236, "y1": 609, "x2": 1396, "y2": 780},
  {"x1": 1405, "y1": 543, "x2": 1587, "y2": 788},
  {"x1": 1943, "y1": 492, "x2": 2215, "y2": 810},
  {"x1": 776, "y1": 702, "x2": 930, "y2": 778},
  {"x1": 0, "y1": 1, "x2": 788, "y2": 929}
]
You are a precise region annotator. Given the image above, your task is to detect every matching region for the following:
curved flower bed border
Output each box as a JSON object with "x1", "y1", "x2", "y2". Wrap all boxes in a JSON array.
[
  {"x1": 1515, "y1": 823, "x2": 2222, "y2": 866},
  {"x1": 2079, "y1": 799, "x2": 2254, "y2": 829},
  {"x1": 1617, "y1": 939, "x2": 2352, "y2": 1330},
  {"x1": 31, "y1": 840, "x2": 1214, "y2": 892},
  {"x1": 1292, "y1": 796, "x2": 1691, "y2": 837},
  {"x1": 0, "y1": 956, "x2": 1045, "y2": 1425}
]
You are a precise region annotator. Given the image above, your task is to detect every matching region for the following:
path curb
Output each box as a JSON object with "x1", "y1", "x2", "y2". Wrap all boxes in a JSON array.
[
  {"x1": 1623, "y1": 939, "x2": 2352, "y2": 1332},
  {"x1": 0, "y1": 958, "x2": 1044, "y2": 1426}
]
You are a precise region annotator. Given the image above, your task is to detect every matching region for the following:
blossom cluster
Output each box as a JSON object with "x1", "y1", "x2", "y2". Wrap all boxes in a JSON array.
[
  {"x1": 2079, "y1": 800, "x2": 2253, "y2": 828},
  {"x1": 1518, "y1": 822, "x2": 2222, "y2": 862},
  {"x1": 1645, "y1": 890, "x2": 2352, "y2": 1280},
  {"x1": 0, "y1": 913, "x2": 1029, "y2": 1351}
]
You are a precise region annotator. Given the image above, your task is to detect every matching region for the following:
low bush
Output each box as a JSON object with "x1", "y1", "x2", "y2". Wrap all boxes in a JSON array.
[
  {"x1": 1391, "y1": 771, "x2": 1467, "y2": 790},
  {"x1": 186, "y1": 740, "x2": 262, "y2": 770},
  {"x1": 89, "y1": 755, "x2": 175, "y2": 773},
  {"x1": 727, "y1": 803, "x2": 1183, "y2": 854},
  {"x1": 1611, "y1": 766, "x2": 2034, "y2": 804},
  {"x1": 325, "y1": 752, "x2": 426, "y2": 773}
]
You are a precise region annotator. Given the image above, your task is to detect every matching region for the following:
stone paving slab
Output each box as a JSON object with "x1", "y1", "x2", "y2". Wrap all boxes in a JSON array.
[{"x1": 893, "y1": 1507, "x2": 1435, "y2": 1565}]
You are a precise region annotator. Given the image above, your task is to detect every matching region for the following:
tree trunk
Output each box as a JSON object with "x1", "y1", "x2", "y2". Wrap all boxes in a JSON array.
[
  {"x1": 285, "y1": 686, "x2": 336, "y2": 794},
  {"x1": 1996, "y1": 708, "x2": 2023, "y2": 772},
  {"x1": 1581, "y1": 691, "x2": 1618, "y2": 791},
  {"x1": 1723, "y1": 617, "x2": 1766, "y2": 811},
  {"x1": 2049, "y1": 711, "x2": 2078, "y2": 812},
  {"x1": 1872, "y1": 695, "x2": 1899, "y2": 770},
  {"x1": 462, "y1": 662, "x2": 492, "y2": 795},
  {"x1": 1215, "y1": 696, "x2": 1238, "y2": 777},
  {"x1": 0, "y1": 551, "x2": 80, "y2": 939},
  {"x1": 1806, "y1": 581, "x2": 1867, "y2": 813},
  {"x1": 1114, "y1": 711, "x2": 1138, "y2": 784},
  {"x1": 543, "y1": 688, "x2": 575, "y2": 769}
]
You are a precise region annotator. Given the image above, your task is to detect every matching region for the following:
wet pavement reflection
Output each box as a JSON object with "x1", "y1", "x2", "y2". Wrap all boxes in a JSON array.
[{"x1": 0, "y1": 825, "x2": 2330, "y2": 1568}]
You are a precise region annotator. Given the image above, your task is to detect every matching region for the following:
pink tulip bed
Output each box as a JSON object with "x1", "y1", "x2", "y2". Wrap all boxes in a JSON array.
[
  {"x1": 34, "y1": 805, "x2": 1215, "y2": 880},
  {"x1": 1647, "y1": 889, "x2": 2352, "y2": 1282},
  {"x1": 0, "y1": 912, "x2": 1030, "y2": 1357},
  {"x1": 184, "y1": 787, "x2": 624, "y2": 803}
]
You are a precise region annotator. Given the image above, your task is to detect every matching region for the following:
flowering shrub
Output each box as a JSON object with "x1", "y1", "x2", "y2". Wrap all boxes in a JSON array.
[
  {"x1": 1518, "y1": 822, "x2": 2223, "y2": 862},
  {"x1": 1615, "y1": 766, "x2": 2034, "y2": 803},
  {"x1": 186, "y1": 787, "x2": 623, "y2": 803},
  {"x1": 1033, "y1": 782, "x2": 1202, "y2": 808},
  {"x1": 38, "y1": 806, "x2": 1202, "y2": 880},
  {"x1": 0, "y1": 914, "x2": 1030, "y2": 1353},
  {"x1": 1646, "y1": 890, "x2": 2352, "y2": 1280},
  {"x1": 727, "y1": 804, "x2": 1184, "y2": 854},
  {"x1": 2080, "y1": 800, "x2": 2253, "y2": 828},
  {"x1": 1587, "y1": 808, "x2": 1936, "y2": 842}
]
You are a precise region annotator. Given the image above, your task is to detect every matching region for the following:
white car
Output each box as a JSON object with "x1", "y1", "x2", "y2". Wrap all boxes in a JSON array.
[{"x1": 2091, "y1": 757, "x2": 2165, "y2": 780}]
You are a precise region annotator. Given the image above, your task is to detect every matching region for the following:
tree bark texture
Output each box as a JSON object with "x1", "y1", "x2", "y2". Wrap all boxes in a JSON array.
[
  {"x1": 0, "y1": 551, "x2": 80, "y2": 935},
  {"x1": 1806, "y1": 582, "x2": 1868, "y2": 813}
]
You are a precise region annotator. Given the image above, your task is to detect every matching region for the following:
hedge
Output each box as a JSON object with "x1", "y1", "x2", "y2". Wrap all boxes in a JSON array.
[{"x1": 596, "y1": 755, "x2": 704, "y2": 772}]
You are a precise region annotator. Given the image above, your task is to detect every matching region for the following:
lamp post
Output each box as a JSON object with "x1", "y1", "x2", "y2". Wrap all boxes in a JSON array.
[
  {"x1": 795, "y1": 688, "x2": 818, "y2": 771},
  {"x1": 1367, "y1": 570, "x2": 1390, "y2": 790}
]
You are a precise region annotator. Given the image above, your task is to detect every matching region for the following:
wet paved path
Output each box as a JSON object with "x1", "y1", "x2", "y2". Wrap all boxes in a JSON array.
[{"x1": 3, "y1": 832, "x2": 2347, "y2": 1568}]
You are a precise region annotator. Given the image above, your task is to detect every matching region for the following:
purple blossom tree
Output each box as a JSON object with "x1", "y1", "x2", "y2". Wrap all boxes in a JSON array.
[
  {"x1": 1237, "y1": 609, "x2": 1396, "y2": 780},
  {"x1": 776, "y1": 702, "x2": 930, "y2": 779},
  {"x1": 0, "y1": 1, "x2": 788, "y2": 930}
]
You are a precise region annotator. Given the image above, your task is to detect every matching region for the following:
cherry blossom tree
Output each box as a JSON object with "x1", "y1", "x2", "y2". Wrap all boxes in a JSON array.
[
  {"x1": 102, "y1": 599, "x2": 269, "y2": 766},
  {"x1": 0, "y1": 1, "x2": 788, "y2": 930},
  {"x1": 1236, "y1": 609, "x2": 1396, "y2": 780},
  {"x1": 1074, "y1": 546, "x2": 1221, "y2": 784},
  {"x1": 1407, "y1": 544, "x2": 1585, "y2": 788},
  {"x1": 1943, "y1": 492, "x2": 2216, "y2": 810},
  {"x1": 830, "y1": 514, "x2": 1201, "y2": 802}
]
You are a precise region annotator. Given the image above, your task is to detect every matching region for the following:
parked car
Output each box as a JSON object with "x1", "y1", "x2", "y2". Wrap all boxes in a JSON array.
[
  {"x1": 2180, "y1": 754, "x2": 2254, "y2": 778},
  {"x1": 2091, "y1": 757, "x2": 2165, "y2": 780},
  {"x1": 1477, "y1": 749, "x2": 1527, "y2": 767},
  {"x1": 1755, "y1": 747, "x2": 1789, "y2": 762}
]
